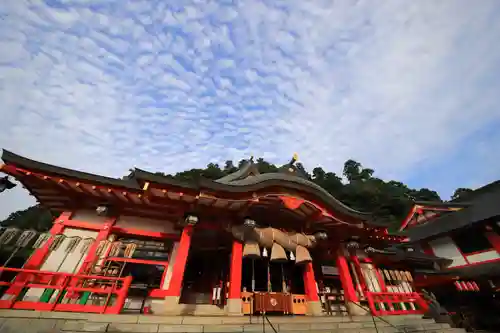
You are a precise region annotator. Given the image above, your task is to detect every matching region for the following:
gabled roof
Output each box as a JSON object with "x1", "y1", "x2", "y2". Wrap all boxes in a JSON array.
[
  {"x1": 1, "y1": 150, "x2": 140, "y2": 190},
  {"x1": 215, "y1": 158, "x2": 261, "y2": 184},
  {"x1": 451, "y1": 180, "x2": 500, "y2": 203},
  {"x1": 398, "y1": 201, "x2": 471, "y2": 232},
  {"x1": 400, "y1": 188, "x2": 500, "y2": 242}
]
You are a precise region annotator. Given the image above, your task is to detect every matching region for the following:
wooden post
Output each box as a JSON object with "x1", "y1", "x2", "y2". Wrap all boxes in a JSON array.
[
  {"x1": 336, "y1": 251, "x2": 358, "y2": 304},
  {"x1": 166, "y1": 225, "x2": 194, "y2": 297},
  {"x1": 228, "y1": 240, "x2": 243, "y2": 299}
]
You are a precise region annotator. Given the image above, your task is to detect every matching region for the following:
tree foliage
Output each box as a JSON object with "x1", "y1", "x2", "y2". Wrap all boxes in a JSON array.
[
  {"x1": 1, "y1": 157, "x2": 460, "y2": 232},
  {"x1": 1, "y1": 205, "x2": 55, "y2": 231},
  {"x1": 451, "y1": 188, "x2": 474, "y2": 201}
]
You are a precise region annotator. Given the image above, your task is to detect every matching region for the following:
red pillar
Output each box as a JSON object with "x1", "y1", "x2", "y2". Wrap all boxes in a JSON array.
[
  {"x1": 303, "y1": 262, "x2": 319, "y2": 302},
  {"x1": 485, "y1": 231, "x2": 500, "y2": 254},
  {"x1": 336, "y1": 251, "x2": 358, "y2": 303},
  {"x1": 167, "y1": 224, "x2": 194, "y2": 297},
  {"x1": 78, "y1": 217, "x2": 116, "y2": 273},
  {"x1": 228, "y1": 240, "x2": 243, "y2": 299}
]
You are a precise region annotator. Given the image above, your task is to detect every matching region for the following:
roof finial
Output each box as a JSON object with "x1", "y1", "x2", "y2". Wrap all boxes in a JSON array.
[
  {"x1": 288, "y1": 153, "x2": 298, "y2": 166},
  {"x1": 249, "y1": 155, "x2": 254, "y2": 163}
]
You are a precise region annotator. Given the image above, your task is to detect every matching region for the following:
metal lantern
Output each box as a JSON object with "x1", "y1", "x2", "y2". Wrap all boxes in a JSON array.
[
  {"x1": 185, "y1": 215, "x2": 199, "y2": 226},
  {"x1": 96, "y1": 205, "x2": 109, "y2": 216},
  {"x1": 314, "y1": 231, "x2": 328, "y2": 240},
  {"x1": 364, "y1": 246, "x2": 376, "y2": 253},
  {"x1": 243, "y1": 218, "x2": 256, "y2": 229},
  {"x1": 345, "y1": 239, "x2": 360, "y2": 250},
  {"x1": 0, "y1": 176, "x2": 16, "y2": 194}
]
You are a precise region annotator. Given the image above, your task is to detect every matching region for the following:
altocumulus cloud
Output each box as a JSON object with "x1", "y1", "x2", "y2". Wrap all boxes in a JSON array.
[{"x1": 1, "y1": 0, "x2": 500, "y2": 218}]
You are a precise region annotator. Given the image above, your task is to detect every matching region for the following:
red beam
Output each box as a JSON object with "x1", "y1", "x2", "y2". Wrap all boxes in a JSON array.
[
  {"x1": 111, "y1": 226, "x2": 180, "y2": 240},
  {"x1": 63, "y1": 219, "x2": 102, "y2": 231}
]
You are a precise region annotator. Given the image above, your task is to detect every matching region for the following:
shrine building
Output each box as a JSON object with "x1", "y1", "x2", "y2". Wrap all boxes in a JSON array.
[
  {"x1": 399, "y1": 182, "x2": 500, "y2": 330},
  {"x1": 0, "y1": 150, "x2": 446, "y2": 317}
]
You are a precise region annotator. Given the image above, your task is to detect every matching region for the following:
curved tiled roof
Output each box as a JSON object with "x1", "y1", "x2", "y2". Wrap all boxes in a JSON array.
[
  {"x1": 214, "y1": 160, "x2": 260, "y2": 184},
  {"x1": 199, "y1": 172, "x2": 371, "y2": 219},
  {"x1": 1, "y1": 150, "x2": 140, "y2": 190},
  {"x1": 2, "y1": 149, "x2": 373, "y2": 222}
]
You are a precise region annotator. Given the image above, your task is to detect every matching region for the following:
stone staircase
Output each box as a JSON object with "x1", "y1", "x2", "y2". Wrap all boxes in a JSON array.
[
  {"x1": 0, "y1": 310, "x2": 467, "y2": 333},
  {"x1": 171, "y1": 304, "x2": 227, "y2": 316}
]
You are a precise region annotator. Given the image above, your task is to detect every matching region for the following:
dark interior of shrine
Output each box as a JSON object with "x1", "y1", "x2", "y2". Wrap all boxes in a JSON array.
[
  {"x1": 241, "y1": 258, "x2": 305, "y2": 294},
  {"x1": 180, "y1": 248, "x2": 230, "y2": 303}
]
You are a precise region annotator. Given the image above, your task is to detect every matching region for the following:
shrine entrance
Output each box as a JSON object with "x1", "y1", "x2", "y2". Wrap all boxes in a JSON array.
[
  {"x1": 241, "y1": 257, "x2": 306, "y2": 315},
  {"x1": 179, "y1": 229, "x2": 231, "y2": 305},
  {"x1": 241, "y1": 258, "x2": 305, "y2": 294}
]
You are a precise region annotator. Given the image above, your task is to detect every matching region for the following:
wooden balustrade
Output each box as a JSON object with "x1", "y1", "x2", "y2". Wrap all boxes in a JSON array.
[{"x1": 0, "y1": 267, "x2": 132, "y2": 314}]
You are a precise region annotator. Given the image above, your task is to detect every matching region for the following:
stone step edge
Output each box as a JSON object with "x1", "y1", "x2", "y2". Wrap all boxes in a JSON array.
[
  {"x1": 0, "y1": 310, "x2": 436, "y2": 325},
  {"x1": 61, "y1": 321, "x2": 452, "y2": 332}
]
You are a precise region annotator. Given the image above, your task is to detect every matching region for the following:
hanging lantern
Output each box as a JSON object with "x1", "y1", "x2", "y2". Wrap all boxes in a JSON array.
[
  {"x1": 32, "y1": 233, "x2": 51, "y2": 249},
  {"x1": 0, "y1": 228, "x2": 20, "y2": 246},
  {"x1": 94, "y1": 240, "x2": 109, "y2": 257},
  {"x1": 49, "y1": 235, "x2": 66, "y2": 251},
  {"x1": 124, "y1": 243, "x2": 137, "y2": 258},
  {"x1": 80, "y1": 238, "x2": 94, "y2": 254},
  {"x1": 109, "y1": 242, "x2": 122, "y2": 257},
  {"x1": 15, "y1": 230, "x2": 37, "y2": 248},
  {"x1": 65, "y1": 237, "x2": 82, "y2": 254}
]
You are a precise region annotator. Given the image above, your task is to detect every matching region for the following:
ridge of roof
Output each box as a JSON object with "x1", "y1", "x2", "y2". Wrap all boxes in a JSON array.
[
  {"x1": 215, "y1": 159, "x2": 260, "y2": 184},
  {"x1": 413, "y1": 201, "x2": 472, "y2": 208},
  {"x1": 450, "y1": 180, "x2": 500, "y2": 203}
]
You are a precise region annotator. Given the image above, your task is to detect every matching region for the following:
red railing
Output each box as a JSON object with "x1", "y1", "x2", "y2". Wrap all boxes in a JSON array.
[
  {"x1": 365, "y1": 291, "x2": 429, "y2": 316},
  {"x1": 0, "y1": 267, "x2": 132, "y2": 314}
]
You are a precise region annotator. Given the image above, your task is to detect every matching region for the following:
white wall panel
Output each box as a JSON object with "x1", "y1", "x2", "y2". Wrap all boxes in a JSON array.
[
  {"x1": 429, "y1": 237, "x2": 467, "y2": 267},
  {"x1": 466, "y1": 250, "x2": 500, "y2": 264},
  {"x1": 40, "y1": 228, "x2": 98, "y2": 273},
  {"x1": 116, "y1": 215, "x2": 178, "y2": 234}
]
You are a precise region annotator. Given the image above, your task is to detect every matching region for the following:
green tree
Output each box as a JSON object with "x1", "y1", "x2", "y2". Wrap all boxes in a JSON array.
[
  {"x1": 343, "y1": 159, "x2": 362, "y2": 182},
  {"x1": 451, "y1": 188, "x2": 473, "y2": 201},
  {"x1": 223, "y1": 160, "x2": 238, "y2": 174},
  {"x1": 1, "y1": 205, "x2": 55, "y2": 231}
]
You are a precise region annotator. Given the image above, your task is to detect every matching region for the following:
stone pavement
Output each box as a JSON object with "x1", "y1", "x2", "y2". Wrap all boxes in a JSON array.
[{"x1": 0, "y1": 310, "x2": 467, "y2": 333}]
